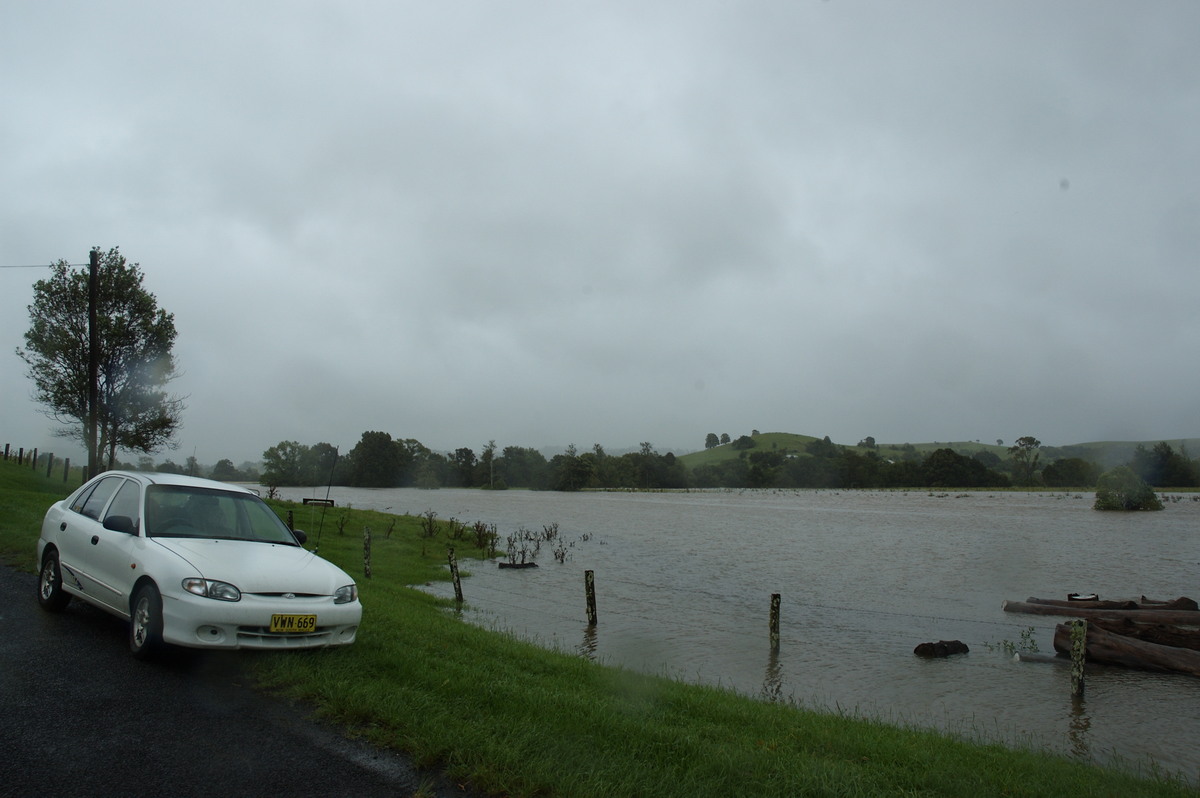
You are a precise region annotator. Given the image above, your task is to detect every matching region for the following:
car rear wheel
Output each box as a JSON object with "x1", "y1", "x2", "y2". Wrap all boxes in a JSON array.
[
  {"x1": 37, "y1": 550, "x2": 71, "y2": 612},
  {"x1": 130, "y1": 583, "x2": 163, "y2": 659}
]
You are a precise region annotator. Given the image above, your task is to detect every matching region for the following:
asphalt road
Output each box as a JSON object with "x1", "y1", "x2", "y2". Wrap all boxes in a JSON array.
[{"x1": 0, "y1": 565, "x2": 481, "y2": 798}]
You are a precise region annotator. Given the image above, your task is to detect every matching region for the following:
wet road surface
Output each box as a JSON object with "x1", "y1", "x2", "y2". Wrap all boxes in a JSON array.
[{"x1": 0, "y1": 565, "x2": 480, "y2": 798}]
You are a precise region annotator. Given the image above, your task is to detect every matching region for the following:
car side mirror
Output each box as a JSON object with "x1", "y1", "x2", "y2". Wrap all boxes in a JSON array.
[
  {"x1": 103, "y1": 515, "x2": 136, "y2": 534},
  {"x1": 292, "y1": 529, "x2": 308, "y2": 545}
]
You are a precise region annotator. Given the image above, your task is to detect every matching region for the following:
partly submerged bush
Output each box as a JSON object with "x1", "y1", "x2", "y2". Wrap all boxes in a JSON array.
[{"x1": 1094, "y1": 466, "x2": 1164, "y2": 511}]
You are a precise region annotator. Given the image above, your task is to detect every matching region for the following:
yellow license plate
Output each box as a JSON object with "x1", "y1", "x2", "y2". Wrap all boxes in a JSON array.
[{"x1": 270, "y1": 614, "x2": 317, "y2": 633}]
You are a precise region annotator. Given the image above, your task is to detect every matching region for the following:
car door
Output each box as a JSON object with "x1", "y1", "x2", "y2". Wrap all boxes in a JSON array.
[
  {"x1": 86, "y1": 477, "x2": 147, "y2": 615},
  {"x1": 55, "y1": 475, "x2": 125, "y2": 607}
]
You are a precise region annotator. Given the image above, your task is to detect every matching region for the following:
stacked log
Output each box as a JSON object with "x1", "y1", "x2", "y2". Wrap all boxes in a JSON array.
[
  {"x1": 1053, "y1": 623, "x2": 1200, "y2": 677},
  {"x1": 1086, "y1": 617, "x2": 1200, "y2": 652},
  {"x1": 1006, "y1": 594, "x2": 1200, "y2": 677},
  {"x1": 1001, "y1": 599, "x2": 1200, "y2": 625}
]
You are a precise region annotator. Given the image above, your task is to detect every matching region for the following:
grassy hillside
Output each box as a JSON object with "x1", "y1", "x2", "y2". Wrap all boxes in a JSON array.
[{"x1": 679, "y1": 433, "x2": 1200, "y2": 469}]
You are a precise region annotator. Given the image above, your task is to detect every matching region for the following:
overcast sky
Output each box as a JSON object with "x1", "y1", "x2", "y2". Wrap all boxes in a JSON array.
[{"x1": 3, "y1": 1, "x2": 1198, "y2": 466}]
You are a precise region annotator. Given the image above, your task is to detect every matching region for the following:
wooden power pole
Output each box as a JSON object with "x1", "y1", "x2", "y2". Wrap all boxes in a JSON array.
[{"x1": 87, "y1": 248, "x2": 100, "y2": 478}]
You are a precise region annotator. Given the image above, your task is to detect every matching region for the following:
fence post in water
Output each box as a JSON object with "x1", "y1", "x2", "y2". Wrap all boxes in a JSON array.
[
  {"x1": 1070, "y1": 619, "x2": 1087, "y2": 697},
  {"x1": 585, "y1": 570, "x2": 597, "y2": 626},
  {"x1": 447, "y1": 546, "x2": 463, "y2": 603},
  {"x1": 769, "y1": 593, "x2": 781, "y2": 649},
  {"x1": 363, "y1": 527, "x2": 372, "y2": 579}
]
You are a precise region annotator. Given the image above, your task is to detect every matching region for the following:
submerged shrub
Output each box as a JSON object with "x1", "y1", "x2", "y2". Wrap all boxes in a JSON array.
[{"x1": 1094, "y1": 466, "x2": 1163, "y2": 511}]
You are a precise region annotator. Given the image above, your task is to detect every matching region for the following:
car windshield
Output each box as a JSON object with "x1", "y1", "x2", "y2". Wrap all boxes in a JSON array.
[{"x1": 145, "y1": 485, "x2": 299, "y2": 544}]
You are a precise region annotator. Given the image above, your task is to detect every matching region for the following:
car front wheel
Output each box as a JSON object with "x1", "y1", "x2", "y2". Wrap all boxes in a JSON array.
[
  {"x1": 129, "y1": 583, "x2": 163, "y2": 659},
  {"x1": 37, "y1": 550, "x2": 71, "y2": 612}
]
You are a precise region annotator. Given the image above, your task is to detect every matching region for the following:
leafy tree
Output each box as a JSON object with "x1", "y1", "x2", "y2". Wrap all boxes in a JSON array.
[
  {"x1": 921, "y1": 448, "x2": 1008, "y2": 488},
  {"x1": 1042, "y1": 457, "x2": 1101, "y2": 488},
  {"x1": 452, "y1": 447, "x2": 477, "y2": 487},
  {"x1": 348, "y1": 431, "x2": 402, "y2": 487},
  {"x1": 550, "y1": 444, "x2": 594, "y2": 491},
  {"x1": 705, "y1": 432, "x2": 720, "y2": 449},
  {"x1": 1094, "y1": 466, "x2": 1163, "y2": 511},
  {"x1": 210, "y1": 458, "x2": 243, "y2": 481},
  {"x1": 497, "y1": 446, "x2": 549, "y2": 488},
  {"x1": 720, "y1": 433, "x2": 731, "y2": 445},
  {"x1": 262, "y1": 440, "x2": 311, "y2": 486},
  {"x1": 480, "y1": 440, "x2": 497, "y2": 488},
  {"x1": 1008, "y1": 436, "x2": 1042, "y2": 487},
  {"x1": 857, "y1": 436, "x2": 877, "y2": 449},
  {"x1": 307, "y1": 442, "x2": 341, "y2": 485},
  {"x1": 17, "y1": 248, "x2": 184, "y2": 472},
  {"x1": 1131, "y1": 442, "x2": 1198, "y2": 487},
  {"x1": 731, "y1": 435, "x2": 757, "y2": 450},
  {"x1": 972, "y1": 450, "x2": 1003, "y2": 468},
  {"x1": 805, "y1": 436, "x2": 840, "y2": 458}
]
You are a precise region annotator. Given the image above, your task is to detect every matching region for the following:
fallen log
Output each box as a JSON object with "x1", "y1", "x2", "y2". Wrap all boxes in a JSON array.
[
  {"x1": 1028, "y1": 596, "x2": 1138, "y2": 610},
  {"x1": 1053, "y1": 623, "x2": 1200, "y2": 677},
  {"x1": 1026, "y1": 596, "x2": 1198, "y2": 612},
  {"x1": 1087, "y1": 617, "x2": 1200, "y2": 652},
  {"x1": 1002, "y1": 600, "x2": 1200, "y2": 625}
]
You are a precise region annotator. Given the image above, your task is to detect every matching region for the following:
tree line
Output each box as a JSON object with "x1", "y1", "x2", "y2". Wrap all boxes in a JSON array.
[{"x1": 249, "y1": 431, "x2": 1199, "y2": 491}]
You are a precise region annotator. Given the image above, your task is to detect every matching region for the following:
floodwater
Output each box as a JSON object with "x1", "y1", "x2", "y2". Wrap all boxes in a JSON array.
[{"x1": 273, "y1": 485, "x2": 1200, "y2": 781}]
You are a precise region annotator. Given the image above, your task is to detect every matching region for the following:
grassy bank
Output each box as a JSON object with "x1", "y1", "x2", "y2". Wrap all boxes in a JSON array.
[{"x1": 2, "y1": 460, "x2": 1194, "y2": 796}]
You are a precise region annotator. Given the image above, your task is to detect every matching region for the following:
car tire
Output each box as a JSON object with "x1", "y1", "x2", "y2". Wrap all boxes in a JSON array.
[
  {"x1": 129, "y1": 583, "x2": 163, "y2": 659},
  {"x1": 37, "y1": 550, "x2": 71, "y2": 612}
]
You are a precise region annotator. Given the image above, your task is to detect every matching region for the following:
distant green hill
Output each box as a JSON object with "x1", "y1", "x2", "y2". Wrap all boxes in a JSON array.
[{"x1": 678, "y1": 433, "x2": 1200, "y2": 469}]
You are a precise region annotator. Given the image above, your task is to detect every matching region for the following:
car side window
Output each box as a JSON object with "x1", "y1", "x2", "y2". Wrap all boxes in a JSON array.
[
  {"x1": 76, "y1": 477, "x2": 122, "y2": 521},
  {"x1": 103, "y1": 479, "x2": 141, "y2": 534}
]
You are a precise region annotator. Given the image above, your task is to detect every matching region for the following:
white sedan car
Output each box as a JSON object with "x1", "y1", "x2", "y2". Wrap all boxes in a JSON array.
[{"x1": 37, "y1": 471, "x2": 361, "y2": 657}]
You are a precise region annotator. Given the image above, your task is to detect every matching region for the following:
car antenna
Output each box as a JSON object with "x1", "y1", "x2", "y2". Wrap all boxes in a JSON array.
[{"x1": 312, "y1": 447, "x2": 339, "y2": 554}]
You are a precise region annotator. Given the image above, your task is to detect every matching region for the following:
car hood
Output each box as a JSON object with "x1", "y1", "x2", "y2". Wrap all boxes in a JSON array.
[{"x1": 151, "y1": 538, "x2": 352, "y2": 594}]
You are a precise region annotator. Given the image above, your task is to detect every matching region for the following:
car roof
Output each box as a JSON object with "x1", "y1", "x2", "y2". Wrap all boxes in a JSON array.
[{"x1": 96, "y1": 471, "x2": 257, "y2": 495}]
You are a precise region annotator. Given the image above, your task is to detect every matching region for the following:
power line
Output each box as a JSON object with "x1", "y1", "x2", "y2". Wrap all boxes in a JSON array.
[{"x1": 0, "y1": 263, "x2": 86, "y2": 269}]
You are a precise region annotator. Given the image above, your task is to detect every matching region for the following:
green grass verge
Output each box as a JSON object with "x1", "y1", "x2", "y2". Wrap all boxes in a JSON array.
[{"x1": 2, "y1": 458, "x2": 1194, "y2": 796}]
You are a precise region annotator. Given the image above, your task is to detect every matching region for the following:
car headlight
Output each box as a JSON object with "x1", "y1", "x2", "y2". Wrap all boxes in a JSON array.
[
  {"x1": 334, "y1": 584, "x2": 358, "y2": 604},
  {"x1": 182, "y1": 578, "x2": 242, "y2": 602}
]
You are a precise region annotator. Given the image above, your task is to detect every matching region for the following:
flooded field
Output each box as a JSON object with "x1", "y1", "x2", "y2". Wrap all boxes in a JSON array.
[{"x1": 273, "y1": 486, "x2": 1200, "y2": 781}]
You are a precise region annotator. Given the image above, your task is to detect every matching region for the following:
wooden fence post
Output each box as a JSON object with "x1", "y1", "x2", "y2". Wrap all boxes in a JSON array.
[
  {"x1": 286, "y1": 510, "x2": 294, "y2": 531},
  {"x1": 585, "y1": 570, "x2": 597, "y2": 626},
  {"x1": 769, "y1": 593, "x2": 781, "y2": 649},
  {"x1": 363, "y1": 526, "x2": 372, "y2": 579},
  {"x1": 31, "y1": 448, "x2": 38, "y2": 470},
  {"x1": 447, "y1": 546, "x2": 463, "y2": 603},
  {"x1": 1070, "y1": 619, "x2": 1087, "y2": 697},
  {"x1": 45, "y1": 454, "x2": 54, "y2": 478},
  {"x1": 63, "y1": 458, "x2": 71, "y2": 482}
]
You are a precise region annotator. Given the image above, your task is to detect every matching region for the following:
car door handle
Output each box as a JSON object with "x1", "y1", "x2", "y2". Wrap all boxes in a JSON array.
[
  {"x1": 91, "y1": 535, "x2": 99, "y2": 545},
  {"x1": 60, "y1": 522, "x2": 67, "y2": 532}
]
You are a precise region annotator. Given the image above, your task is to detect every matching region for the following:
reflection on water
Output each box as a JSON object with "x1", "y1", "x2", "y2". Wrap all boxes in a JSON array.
[
  {"x1": 1069, "y1": 694, "x2": 1091, "y2": 760},
  {"x1": 578, "y1": 624, "x2": 598, "y2": 661},
  {"x1": 274, "y1": 486, "x2": 1200, "y2": 781},
  {"x1": 761, "y1": 645, "x2": 784, "y2": 704}
]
